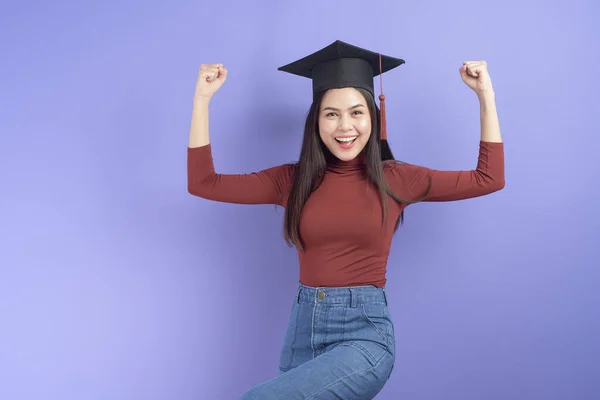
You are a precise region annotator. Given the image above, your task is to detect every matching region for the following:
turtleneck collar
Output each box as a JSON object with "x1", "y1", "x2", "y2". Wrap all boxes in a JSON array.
[{"x1": 325, "y1": 151, "x2": 367, "y2": 175}]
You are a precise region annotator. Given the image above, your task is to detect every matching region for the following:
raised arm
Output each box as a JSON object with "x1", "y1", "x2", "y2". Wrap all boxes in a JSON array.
[
  {"x1": 386, "y1": 60, "x2": 505, "y2": 202},
  {"x1": 187, "y1": 64, "x2": 294, "y2": 206},
  {"x1": 385, "y1": 140, "x2": 504, "y2": 202},
  {"x1": 187, "y1": 143, "x2": 294, "y2": 205}
]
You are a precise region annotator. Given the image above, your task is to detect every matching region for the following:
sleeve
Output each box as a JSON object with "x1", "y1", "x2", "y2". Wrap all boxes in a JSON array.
[
  {"x1": 385, "y1": 140, "x2": 505, "y2": 202},
  {"x1": 187, "y1": 144, "x2": 295, "y2": 206}
]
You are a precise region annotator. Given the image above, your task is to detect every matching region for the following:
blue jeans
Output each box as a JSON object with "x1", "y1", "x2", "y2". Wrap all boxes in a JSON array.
[{"x1": 239, "y1": 283, "x2": 396, "y2": 399}]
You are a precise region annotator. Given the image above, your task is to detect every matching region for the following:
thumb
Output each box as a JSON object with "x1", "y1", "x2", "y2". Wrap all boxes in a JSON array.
[{"x1": 217, "y1": 65, "x2": 228, "y2": 80}]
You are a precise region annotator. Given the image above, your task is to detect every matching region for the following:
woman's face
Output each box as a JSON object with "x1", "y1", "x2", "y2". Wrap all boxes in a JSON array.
[{"x1": 318, "y1": 87, "x2": 372, "y2": 162}]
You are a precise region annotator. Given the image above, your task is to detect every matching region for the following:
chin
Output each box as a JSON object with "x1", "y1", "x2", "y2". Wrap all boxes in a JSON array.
[{"x1": 332, "y1": 150, "x2": 360, "y2": 161}]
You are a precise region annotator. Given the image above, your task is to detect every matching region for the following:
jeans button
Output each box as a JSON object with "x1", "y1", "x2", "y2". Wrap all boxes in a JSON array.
[{"x1": 318, "y1": 291, "x2": 326, "y2": 299}]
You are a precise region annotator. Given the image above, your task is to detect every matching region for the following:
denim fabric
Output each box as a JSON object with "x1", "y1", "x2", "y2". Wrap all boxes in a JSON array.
[{"x1": 239, "y1": 283, "x2": 396, "y2": 399}]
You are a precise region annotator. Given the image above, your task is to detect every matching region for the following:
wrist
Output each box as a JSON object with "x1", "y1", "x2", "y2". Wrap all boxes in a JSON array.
[
  {"x1": 477, "y1": 90, "x2": 495, "y2": 103},
  {"x1": 193, "y1": 95, "x2": 212, "y2": 106},
  {"x1": 478, "y1": 91, "x2": 496, "y2": 110}
]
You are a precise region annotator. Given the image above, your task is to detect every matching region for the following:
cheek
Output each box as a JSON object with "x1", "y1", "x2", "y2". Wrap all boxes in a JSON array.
[
  {"x1": 319, "y1": 119, "x2": 337, "y2": 136},
  {"x1": 357, "y1": 118, "x2": 371, "y2": 135}
]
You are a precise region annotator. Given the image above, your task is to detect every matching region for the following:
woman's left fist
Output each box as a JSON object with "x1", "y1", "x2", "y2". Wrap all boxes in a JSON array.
[{"x1": 460, "y1": 61, "x2": 494, "y2": 96}]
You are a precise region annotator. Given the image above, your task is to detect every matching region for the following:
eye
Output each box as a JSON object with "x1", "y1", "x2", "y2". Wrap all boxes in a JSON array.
[
  {"x1": 325, "y1": 112, "x2": 337, "y2": 117},
  {"x1": 352, "y1": 110, "x2": 363, "y2": 115}
]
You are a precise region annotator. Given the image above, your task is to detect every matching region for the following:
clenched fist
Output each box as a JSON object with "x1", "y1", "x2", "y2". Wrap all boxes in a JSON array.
[
  {"x1": 195, "y1": 63, "x2": 228, "y2": 100},
  {"x1": 460, "y1": 61, "x2": 494, "y2": 97}
]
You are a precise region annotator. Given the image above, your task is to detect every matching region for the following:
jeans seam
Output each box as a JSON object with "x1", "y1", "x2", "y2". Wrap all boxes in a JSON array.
[
  {"x1": 311, "y1": 300, "x2": 317, "y2": 358},
  {"x1": 304, "y1": 350, "x2": 392, "y2": 400},
  {"x1": 360, "y1": 304, "x2": 392, "y2": 346}
]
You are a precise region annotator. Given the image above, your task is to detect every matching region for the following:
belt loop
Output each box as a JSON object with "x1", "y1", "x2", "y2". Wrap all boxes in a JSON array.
[
  {"x1": 382, "y1": 288, "x2": 388, "y2": 306},
  {"x1": 350, "y1": 288, "x2": 357, "y2": 308},
  {"x1": 296, "y1": 284, "x2": 302, "y2": 303}
]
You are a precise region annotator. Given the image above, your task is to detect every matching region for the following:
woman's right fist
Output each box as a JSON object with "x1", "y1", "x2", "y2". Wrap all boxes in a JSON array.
[{"x1": 195, "y1": 63, "x2": 228, "y2": 99}]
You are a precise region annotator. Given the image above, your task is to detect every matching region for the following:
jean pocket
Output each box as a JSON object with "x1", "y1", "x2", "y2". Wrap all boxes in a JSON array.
[
  {"x1": 360, "y1": 303, "x2": 394, "y2": 346},
  {"x1": 278, "y1": 304, "x2": 299, "y2": 373}
]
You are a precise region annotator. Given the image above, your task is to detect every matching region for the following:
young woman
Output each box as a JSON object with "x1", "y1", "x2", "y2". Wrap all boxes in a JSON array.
[{"x1": 187, "y1": 40, "x2": 504, "y2": 399}]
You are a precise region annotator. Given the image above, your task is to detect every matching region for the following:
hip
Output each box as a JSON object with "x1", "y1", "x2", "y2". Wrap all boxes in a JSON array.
[{"x1": 279, "y1": 282, "x2": 396, "y2": 372}]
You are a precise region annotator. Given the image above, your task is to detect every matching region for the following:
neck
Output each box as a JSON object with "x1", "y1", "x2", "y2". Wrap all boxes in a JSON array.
[{"x1": 325, "y1": 151, "x2": 367, "y2": 174}]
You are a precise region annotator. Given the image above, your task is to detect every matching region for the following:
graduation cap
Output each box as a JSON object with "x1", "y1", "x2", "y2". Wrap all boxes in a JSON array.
[{"x1": 277, "y1": 40, "x2": 405, "y2": 140}]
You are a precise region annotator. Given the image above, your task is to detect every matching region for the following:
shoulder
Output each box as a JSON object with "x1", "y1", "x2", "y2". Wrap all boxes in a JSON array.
[
  {"x1": 268, "y1": 162, "x2": 297, "y2": 176},
  {"x1": 383, "y1": 159, "x2": 430, "y2": 179},
  {"x1": 261, "y1": 162, "x2": 297, "y2": 187}
]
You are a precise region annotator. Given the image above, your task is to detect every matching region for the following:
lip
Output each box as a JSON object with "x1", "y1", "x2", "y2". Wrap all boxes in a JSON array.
[{"x1": 334, "y1": 136, "x2": 357, "y2": 150}]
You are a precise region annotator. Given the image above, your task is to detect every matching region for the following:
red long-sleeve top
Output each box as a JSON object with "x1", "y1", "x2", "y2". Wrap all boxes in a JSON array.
[{"x1": 188, "y1": 141, "x2": 504, "y2": 288}]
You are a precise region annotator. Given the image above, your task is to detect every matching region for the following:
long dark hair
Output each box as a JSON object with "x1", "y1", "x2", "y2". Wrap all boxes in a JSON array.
[{"x1": 283, "y1": 88, "x2": 431, "y2": 251}]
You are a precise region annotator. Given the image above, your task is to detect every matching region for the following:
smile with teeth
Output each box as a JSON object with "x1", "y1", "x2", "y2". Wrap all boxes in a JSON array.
[{"x1": 335, "y1": 136, "x2": 358, "y2": 144}]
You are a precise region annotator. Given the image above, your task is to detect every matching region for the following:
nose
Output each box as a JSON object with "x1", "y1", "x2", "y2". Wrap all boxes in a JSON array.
[{"x1": 339, "y1": 114, "x2": 352, "y2": 131}]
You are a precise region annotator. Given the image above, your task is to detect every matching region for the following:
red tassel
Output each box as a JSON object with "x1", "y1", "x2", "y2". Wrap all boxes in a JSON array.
[
  {"x1": 378, "y1": 54, "x2": 387, "y2": 141},
  {"x1": 379, "y1": 94, "x2": 386, "y2": 140}
]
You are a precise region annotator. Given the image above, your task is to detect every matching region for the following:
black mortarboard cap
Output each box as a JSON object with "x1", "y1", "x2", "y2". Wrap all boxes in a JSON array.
[
  {"x1": 277, "y1": 40, "x2": 405, "y2": 141},
  {"x1": 278, "y1": 40, "x2": 404, "y2": 97}
]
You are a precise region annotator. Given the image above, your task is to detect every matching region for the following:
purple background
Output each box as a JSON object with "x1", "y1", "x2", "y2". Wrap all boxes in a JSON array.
[{"x1": 1, "y1": 0, "x2": 599, "y2": 399}]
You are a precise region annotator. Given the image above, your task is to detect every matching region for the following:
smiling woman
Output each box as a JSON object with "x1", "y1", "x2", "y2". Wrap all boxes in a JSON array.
[
  {"x1": 186, "y1": 40, "x2": 505, "y2": 399},
  {"x1": 319, "y1": 88, "x2": 372, "y2": 161},
  {"x1": 281, "y1": 75, "x2": 422, "y2": 256}
]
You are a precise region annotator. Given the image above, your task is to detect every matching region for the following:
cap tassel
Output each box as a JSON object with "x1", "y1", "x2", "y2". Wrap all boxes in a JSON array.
[
  {"x1": 379, "y1": 94, "x2": 387, "y2": 141},
  {"x1": 378, "y1": 54, "x2": 387, "y2": 141}
]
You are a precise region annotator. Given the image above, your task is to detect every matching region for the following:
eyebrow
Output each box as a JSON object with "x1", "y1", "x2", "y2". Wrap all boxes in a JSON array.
[{"x1": 322, "y1": 104, "x2": 365, "y2": 112}]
